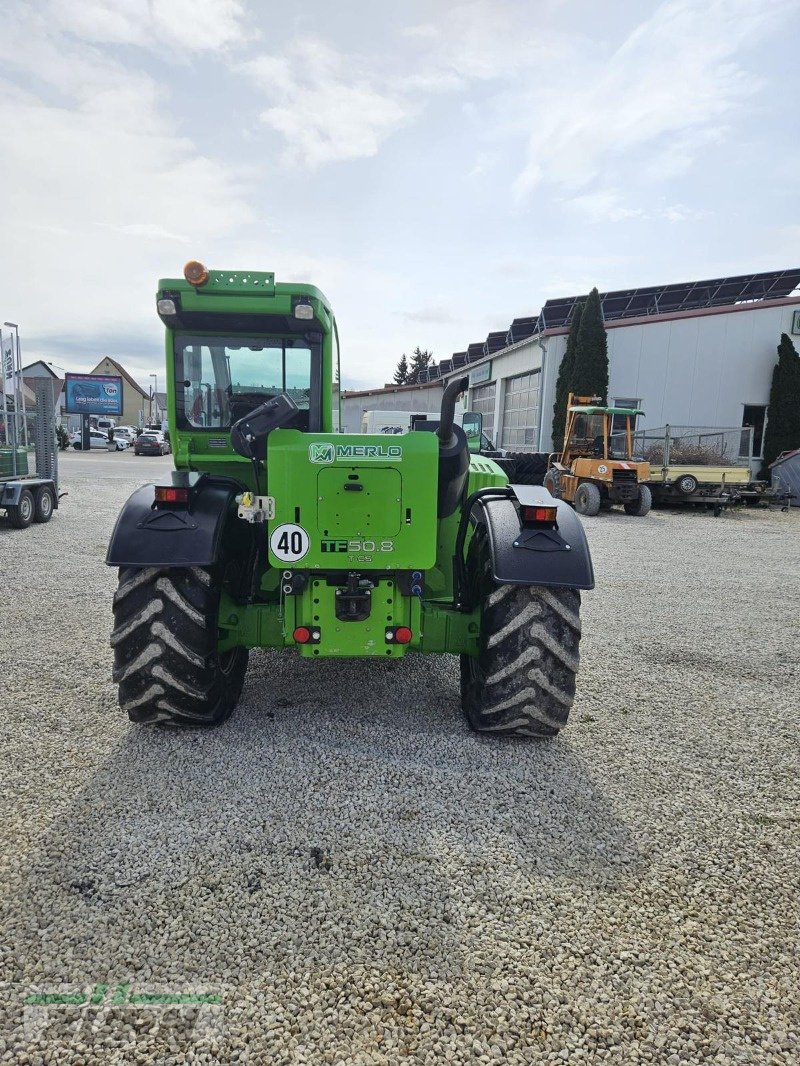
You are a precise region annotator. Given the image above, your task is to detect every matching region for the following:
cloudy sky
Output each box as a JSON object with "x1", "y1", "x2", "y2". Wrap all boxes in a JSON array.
[{"x1": 1, "y1": 0, "x2": 798, "y2": 391}]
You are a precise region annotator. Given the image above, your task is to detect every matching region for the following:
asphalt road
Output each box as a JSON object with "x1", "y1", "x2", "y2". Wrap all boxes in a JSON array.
[{"x1": 58, "y1": 447, "x2": 174, "y2": 481}]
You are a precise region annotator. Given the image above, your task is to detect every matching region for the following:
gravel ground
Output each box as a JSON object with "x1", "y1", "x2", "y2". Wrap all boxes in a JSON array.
[{"x1": 1, "y1": 453, "x2": 798, "y2": 1065}]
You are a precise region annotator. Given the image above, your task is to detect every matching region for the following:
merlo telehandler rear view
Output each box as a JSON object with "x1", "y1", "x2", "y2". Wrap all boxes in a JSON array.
[{"x1": 107, "y1": 263, "x2": 594, "y2": 737}]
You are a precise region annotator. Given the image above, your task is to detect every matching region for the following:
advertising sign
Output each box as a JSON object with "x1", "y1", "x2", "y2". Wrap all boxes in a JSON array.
[
  {"x1": 469, "y1": 361, "x2": 492, "y2": 386},
  {"x1": 64, "y1": 373, "x2": 123, "y2": 416},
  {"x1": 3, "y1": 341, "x2": 13, "y2": 396}
]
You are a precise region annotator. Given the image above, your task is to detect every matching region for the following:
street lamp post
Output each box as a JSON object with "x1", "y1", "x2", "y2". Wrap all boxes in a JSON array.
[
  {"x1": 3, "y1": 322, "x2": 28, "y2": 448},
  {"x1": 150, "y1": 373, "x2": 157, "y2": 423}
]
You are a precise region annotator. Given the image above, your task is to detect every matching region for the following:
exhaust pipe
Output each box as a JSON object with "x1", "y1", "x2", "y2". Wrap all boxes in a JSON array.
[{"x1": 438, "y1": 376, "x2": 469, "y2": 448}]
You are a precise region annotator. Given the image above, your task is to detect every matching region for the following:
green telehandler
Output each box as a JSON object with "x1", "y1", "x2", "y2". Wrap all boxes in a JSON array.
[{"x1": 107, "y1": 262, "x2": 594, "y2": 737}]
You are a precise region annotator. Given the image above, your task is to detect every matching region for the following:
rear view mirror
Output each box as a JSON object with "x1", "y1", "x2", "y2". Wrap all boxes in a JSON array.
[{"x1": 463, "y1": 412, "x2": 482, "y2": 453}]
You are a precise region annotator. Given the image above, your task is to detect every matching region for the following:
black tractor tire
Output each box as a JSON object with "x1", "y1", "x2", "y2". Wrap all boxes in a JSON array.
[
  {"x1": 506, "y1": 452, "x2": 549, "y2": 486},
  {"x1": 624, "y1": 483, "x2": 652, "y2": 516},
  {"x1": 8, "y1": 488, "x2": 35, "y2": 528},
  {"x1": 543, "y1": 469, "x2": 561, "y2": 498},
  {"x1": 574, "y1": 482, "x2": 602, "y2": 516},
  {"x1": 33, "y1": 486, "x2": 54, "y2": 523},
  {"x1": 491, "y1": 456, "x2": 517, "y2": 480},
  {"x1": 460, "y1": 524, "x2": 582, "y2": 737},
  {"x1": 111, "y1": 565, "x2": 249, "y2": 727}
]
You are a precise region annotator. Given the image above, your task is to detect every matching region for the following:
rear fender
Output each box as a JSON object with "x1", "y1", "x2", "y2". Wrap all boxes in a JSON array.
[
  {"x1": 106, "y1": 482, "x2": 244, "y2": 568},
  {"x1": 474, "y1": 487, "x2": 594, "y2": 590}
]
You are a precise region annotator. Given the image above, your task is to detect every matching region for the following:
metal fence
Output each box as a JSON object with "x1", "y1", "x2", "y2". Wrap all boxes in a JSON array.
[{"x1": 609, "y1": 425, "x2": 753, "y2": 466}]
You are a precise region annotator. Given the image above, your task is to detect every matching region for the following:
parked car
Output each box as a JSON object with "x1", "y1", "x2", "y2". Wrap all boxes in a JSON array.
[
  {"x1": 114, "y1": 426, "x2": 138, "y2": 443},
  {"x1": 72, "y1": 429, "x2": 126, "y2": 450},
  {"x1": 112, "y1": 433, "x2": 131, "y2": 450},
  {"x1": 137, "y1": 429, "x2": 171, "y2": 453},
  {"x1": 134, "y1": 433, "x2": 169, "y2": 456}
]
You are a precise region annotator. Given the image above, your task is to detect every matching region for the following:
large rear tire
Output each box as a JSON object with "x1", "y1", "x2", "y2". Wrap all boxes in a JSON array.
[
  {"x1": 507, "y1": 452, "x2": 549, "y2": 486},
  {"x1": 459, "y1": 525, "x2": 582, "y2": 737},
  {"x1": 111, "y1": 565, "x2": 248, "y2": 727}
]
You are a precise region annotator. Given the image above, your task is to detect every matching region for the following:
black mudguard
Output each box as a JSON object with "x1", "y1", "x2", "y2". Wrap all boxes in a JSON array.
[
  {"x1": 106, "y1": 483, "x2": 240, "y2": 568},
  {"x1": 474, "y1": 495, "x2": 594, "y2": 590}
]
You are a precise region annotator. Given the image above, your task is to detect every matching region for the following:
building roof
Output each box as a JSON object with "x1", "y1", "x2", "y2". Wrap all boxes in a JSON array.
[
  {"x1": 426, "y1": 267, "x2": 800, "y2": 383},
  {"x1": 539, "y1": 268, "x2": 800, "y2": 330},
  {"x1": 89, "y1": 356, "x2": 148, "y2": 397},
  {"x1": 342, "y1": 379, "x2": 442, "y2": 399},
  {"x1": 21, "y1": 360, "x2": 65, "y2": 378}
]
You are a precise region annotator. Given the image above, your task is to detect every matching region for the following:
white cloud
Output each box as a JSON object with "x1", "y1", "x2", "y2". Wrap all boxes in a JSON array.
[
  {"x1": 561, "y1": 189, "x2": 706, "y2": 224},
  {"x1": 44, "y1": 0, "x2": 248, "y2": 52},
  {"x1": 240, "y1": 3, "x2": 574, "y2": 168},
  {"x1": 0, "y1": 7, "x2": 256, "y2": 363},
  {"x1": 241, "y1": 38, "x2": 415, "y2": 166},
  {"x1": 514, "y1": 0, "x2": 795, "y2": 198},
  {"x1": 563, "y1": 190, "x2": 645, "y2": 223},
  {"x1": 402, "y1": 306, "x2": 456, "y2": 325}
]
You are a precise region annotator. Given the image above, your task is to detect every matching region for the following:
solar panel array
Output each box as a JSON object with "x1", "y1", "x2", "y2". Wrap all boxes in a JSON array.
[
  {"x1": 415, "y1": 269, "x2": 800, "y2": 384},
  {"x1": 483, "y1": 331, "x2": 508, "y2": 356},
  {"x1": 539, "y1": 268, "x2": 800, "y2": 329}
]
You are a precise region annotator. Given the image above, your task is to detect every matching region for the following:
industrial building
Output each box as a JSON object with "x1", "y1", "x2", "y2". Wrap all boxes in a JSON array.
[{"x1": 342, "y1": 269, "x2": 800, "y2": 469}]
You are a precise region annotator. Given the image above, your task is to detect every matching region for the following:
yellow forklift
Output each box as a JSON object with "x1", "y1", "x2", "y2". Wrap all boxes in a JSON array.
[{"x1": 544, "y1": 394, "x2": 651, "y2": 516}]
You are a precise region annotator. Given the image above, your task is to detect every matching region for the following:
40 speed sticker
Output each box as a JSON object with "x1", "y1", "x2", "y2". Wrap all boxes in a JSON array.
[{"x1": 270, "y1": 523, "x2": 310, "y2": 562}]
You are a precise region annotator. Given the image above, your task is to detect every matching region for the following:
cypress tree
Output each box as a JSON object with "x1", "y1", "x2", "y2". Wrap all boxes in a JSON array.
[
  {"x1": 551, "y1": 302, "x2": 584, "y2": 451},
  {"x1": 762, "y1": 333, "x2": 800, "y2": 469},
  {"x1": 393, "y1": 353, "x2": 409, "y2": 385},
  {"x1": 571, "y1": 287, "x2": 609, "y2": 402}
]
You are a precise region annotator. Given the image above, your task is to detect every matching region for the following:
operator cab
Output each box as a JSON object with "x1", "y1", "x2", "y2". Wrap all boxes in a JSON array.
[{"x1": 173, "y1": 333, "x2": 322, "y2": 435}]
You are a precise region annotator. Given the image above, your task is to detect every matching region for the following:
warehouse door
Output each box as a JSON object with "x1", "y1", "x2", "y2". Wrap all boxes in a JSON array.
[
  {"x1": 471, "y1": 382, "x2": 497, "y2": 443},
  {"x1": 500, "y1": 370, "x2": 541, "y2": 451}
]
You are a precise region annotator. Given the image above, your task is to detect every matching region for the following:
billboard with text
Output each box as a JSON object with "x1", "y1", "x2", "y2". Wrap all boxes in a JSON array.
[{"x1": 64, "y1": 373, "x2": 123, "y2": 416}]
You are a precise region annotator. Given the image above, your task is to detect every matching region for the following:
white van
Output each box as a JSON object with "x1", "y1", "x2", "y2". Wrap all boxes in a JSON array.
[{"x1": 360, "y1": 410, "x2": 428, "y2": 434}]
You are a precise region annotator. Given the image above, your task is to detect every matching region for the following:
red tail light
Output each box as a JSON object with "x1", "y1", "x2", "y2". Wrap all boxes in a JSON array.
[
  {"x1": 386, "y1": 626, "x2": 413, "y2": 645},
  {"x1": 293, "y1": 626, "x2": 311, "y2": 644},
  {"x1": 520, "y1": 504, "x2": 557, "y2": 525},
  {"x1": 154, "y1": 486, "x2": 190, "y2": 505}
]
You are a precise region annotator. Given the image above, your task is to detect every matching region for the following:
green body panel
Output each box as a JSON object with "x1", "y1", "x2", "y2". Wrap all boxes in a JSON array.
[
  {"x1": 266, "y1": 429, "x2": 439, "y2": 571},
  {"x1": 156, "y1": 268, "x2": 509, "y2": 659}
]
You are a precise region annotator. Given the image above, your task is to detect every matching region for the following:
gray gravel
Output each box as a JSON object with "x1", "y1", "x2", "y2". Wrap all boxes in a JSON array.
[{"x1": 1, "y1": 450, "x2": 799, "y2": 1065}]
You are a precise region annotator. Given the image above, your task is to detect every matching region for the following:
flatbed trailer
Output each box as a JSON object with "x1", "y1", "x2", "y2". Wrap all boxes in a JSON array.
[
  {"x1": 0, "y1": 474, "x2": 58, "y2": 527},
  {"x1": 648, "y1": 465, "x2": 781, "y2": 513},
  {"x1": 1, "y1": 376, "x2": 62, "y2": 530}
]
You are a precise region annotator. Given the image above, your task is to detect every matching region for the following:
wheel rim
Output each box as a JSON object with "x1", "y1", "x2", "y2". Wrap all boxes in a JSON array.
[
  {"x1": 20, "y1": 495, "x2": 33, "y2": 521},
  {"x1": 39, "y1": 492, "x2": 52, "y2": 518}
]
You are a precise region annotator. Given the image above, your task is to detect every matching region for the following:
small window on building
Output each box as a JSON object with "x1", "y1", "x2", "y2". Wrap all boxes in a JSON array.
[
  {"x1": 610, "y1": 398, "x2": 641, "y2": 437},
  {"x1": 742, "y1": 404, "x2": 767, "y2": 457}
]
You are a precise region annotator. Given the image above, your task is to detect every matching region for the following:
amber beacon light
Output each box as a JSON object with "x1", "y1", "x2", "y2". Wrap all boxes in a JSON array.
[{"x1": 183, "y1": 260, "x2": 209, "y2": 286}]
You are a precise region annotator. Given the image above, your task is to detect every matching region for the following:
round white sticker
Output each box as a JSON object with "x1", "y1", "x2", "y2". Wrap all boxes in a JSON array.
[
  {"x1": 597, "y1": 464, "x2": 608, "y2": 474},
  {"x1": 270, "y1": 523, "x2": 310, "y2": 562}
]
